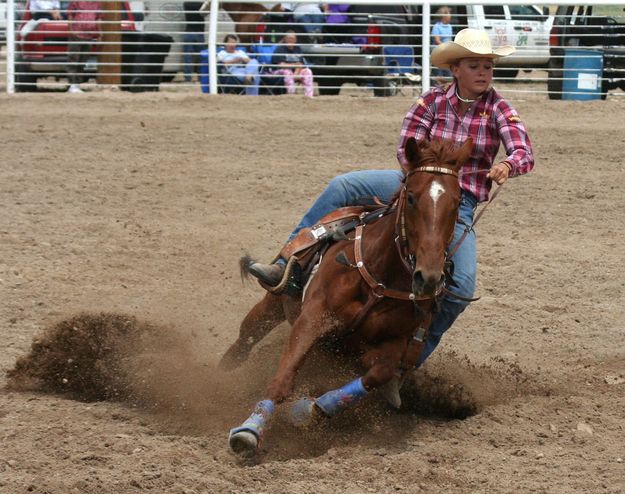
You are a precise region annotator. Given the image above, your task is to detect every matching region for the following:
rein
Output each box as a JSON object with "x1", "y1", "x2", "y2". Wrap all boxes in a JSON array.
[{"x1": 447, "y1": 169, "x2": 505, "y2": 259}]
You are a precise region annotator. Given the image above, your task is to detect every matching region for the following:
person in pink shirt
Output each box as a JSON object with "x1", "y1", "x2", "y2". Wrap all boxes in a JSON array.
[
  {"x1": 248, "y1": 29, "x2": 534, "y2": 367},
  {"x1": 66, "y1": 1, "x2": 101, "y2": 93}
]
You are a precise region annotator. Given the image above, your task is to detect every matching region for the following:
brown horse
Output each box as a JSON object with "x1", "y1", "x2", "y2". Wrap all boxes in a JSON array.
[
  {"x1": 209, "y1": 2, "x2": 284, "y2": 45},
  {"x1": 222, "y1": 137, "x2": 473, "y2": 455}
]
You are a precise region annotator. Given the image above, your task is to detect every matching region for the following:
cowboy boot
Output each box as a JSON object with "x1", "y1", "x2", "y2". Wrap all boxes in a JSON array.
[{"x1": 248, "y1": 262, "x2": 286, "y2": 287}]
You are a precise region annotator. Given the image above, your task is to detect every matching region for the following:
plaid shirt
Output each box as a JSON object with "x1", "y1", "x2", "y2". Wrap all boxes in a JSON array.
[{"x1": 397, "y1": 83, "x2": 534, "y2": 202}]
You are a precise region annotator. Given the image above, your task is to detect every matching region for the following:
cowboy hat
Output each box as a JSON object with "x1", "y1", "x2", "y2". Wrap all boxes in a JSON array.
[{"x1": 431, "y1": 28, "x2": 515, "y2": 69}]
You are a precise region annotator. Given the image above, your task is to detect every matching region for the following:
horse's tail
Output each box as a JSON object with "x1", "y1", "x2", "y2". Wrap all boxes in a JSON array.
[{"x1": 239, "y1": 254, "x2": 256, "y2": 282}]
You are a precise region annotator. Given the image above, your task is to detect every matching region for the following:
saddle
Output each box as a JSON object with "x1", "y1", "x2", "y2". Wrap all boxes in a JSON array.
[{"x1": 260, "y1": 205, "x2": 389, "y2": 295}]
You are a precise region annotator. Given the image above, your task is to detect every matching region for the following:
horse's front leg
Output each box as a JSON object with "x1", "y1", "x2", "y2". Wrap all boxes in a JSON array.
[
  {"x1": 266, "y1": 302, "x2": 335, "y2": 402},
  {"x1": 287, "y1": 339, "x2": 404, "y2": 425},
  {"x1": 228, "y1": 301, "x2": 333, "y2": 455}
]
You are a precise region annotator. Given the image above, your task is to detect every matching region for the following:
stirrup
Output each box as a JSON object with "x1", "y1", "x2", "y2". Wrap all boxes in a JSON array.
[{"x1": 259, "y1": 256, "x2": 301, "y2": 295}]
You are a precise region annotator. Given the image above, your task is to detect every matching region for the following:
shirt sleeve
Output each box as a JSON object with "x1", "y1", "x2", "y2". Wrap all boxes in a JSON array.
[
  {"x1": 217, "y1": 49, "x2": 226, "y2": 62},
  {"x1": 235, "y1": 49, "x2": 249, "y2": 62},
  {"x1": 396, "y1": 93, "x2": 435, "y2": 171},
  {"x1": 494, "y1": 100, "x2": 535, "y2": 177}
]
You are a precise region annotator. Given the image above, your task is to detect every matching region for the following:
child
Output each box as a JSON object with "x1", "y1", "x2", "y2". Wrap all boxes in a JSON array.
[{"x1": 431, "y1": 6, "x2": 453, "y2": 80}]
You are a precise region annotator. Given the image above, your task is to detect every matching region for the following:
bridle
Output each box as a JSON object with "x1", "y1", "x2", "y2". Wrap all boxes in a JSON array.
[
  {"x1": 394, "y1": 165, "x2": 460, "y2": 276},
  {"x1": 345, "y1": 164, "x2": 500, "y2": 361},
  {"x1": 346, "y1": 166, "x2": 459, "y2": 331}
]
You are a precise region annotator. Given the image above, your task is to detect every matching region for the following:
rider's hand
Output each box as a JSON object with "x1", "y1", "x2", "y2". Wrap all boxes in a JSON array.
[{"x1": 488, "y1": 162, "x2": 511, "y2": 185}]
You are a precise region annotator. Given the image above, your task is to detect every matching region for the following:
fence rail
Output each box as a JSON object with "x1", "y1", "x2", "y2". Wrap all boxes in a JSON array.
[{"x1": 2, "y1": 0, "x2": 624, "y2": 98}]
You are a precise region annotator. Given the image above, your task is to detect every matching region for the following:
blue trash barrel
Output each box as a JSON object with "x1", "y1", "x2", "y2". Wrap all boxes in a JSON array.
[
  {"x1": 562, "y1": 49, "x2": 604, "y2": 101},
  {"x1": 199, "y1": 49, "x2": 210, "y2": 94}
]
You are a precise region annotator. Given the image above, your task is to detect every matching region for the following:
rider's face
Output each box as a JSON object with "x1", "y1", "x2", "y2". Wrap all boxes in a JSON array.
[{"x1": 451, "y1": 58, "x2": 494, "y2": 99}]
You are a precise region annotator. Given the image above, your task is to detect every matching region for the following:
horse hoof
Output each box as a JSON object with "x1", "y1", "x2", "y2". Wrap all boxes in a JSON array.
[
  {"x1": 218, "y1": 355, "x2": 240, "y2": 371},
  {"x1": 228, "y1": 430, "x2": 258, "y2": 456},
  {"x1": 218, "y1": 348, "x2": 248, "y2": 371},
  {"x1": 288, "y1": 398, "x2": 317, "y2": 427},
  {"x1": 379, "y1": 376, "x2": 403, "y2": 409}
]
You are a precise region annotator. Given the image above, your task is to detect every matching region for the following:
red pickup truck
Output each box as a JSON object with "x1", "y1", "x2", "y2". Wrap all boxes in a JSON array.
[{"x1": 15, "y1": 1, "x2": 142, "y2": 91}]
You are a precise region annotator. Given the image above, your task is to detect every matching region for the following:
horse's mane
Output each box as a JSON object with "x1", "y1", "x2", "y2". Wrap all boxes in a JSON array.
[
  {"x1": 418, "y1": 139, "x2": 459, "y2": 168},
  {"x1": 385, "y1": 139, "x2": 460, "y2": 207}
]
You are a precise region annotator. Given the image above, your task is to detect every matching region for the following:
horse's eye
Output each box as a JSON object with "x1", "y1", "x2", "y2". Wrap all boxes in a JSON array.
[{"x1": 407, "y1": 193, "x2": 416, "y2": 207}]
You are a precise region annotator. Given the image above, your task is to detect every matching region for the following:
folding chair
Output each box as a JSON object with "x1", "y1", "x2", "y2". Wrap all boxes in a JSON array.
[
  {"x1": 383, "y1": 45, "x2": 422, "y2": 96},
  {"x1": 252, "y1": 44, "x2": 286, "y2": 95}
]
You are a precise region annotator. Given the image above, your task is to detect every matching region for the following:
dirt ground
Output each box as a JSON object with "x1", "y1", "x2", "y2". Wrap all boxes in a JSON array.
[{"x1": 1, "y1": 91, "x2": 624, "y2": 494}]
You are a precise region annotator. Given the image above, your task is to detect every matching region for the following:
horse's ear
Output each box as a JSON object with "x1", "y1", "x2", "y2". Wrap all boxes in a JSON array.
[
  {"x1": 404, "y1": 138, "x2": 427, "y2": 168},
  {"x1": 454, "y1": 138, "x2": 473, "y2": 169}
]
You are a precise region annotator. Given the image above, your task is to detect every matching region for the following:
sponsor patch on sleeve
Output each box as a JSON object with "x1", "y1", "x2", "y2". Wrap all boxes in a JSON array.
[{"x1": 508, "y1": 115, "x2": 522, "y2": 123}]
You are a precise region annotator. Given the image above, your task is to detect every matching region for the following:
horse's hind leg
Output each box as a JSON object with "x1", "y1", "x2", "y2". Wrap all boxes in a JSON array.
[{"x1": 219, "y1": 293, "x2": 285, "y2": 370}]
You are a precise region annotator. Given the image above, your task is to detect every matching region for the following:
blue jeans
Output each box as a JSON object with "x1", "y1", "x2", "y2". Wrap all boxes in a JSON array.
[
  {"x1": 286, "y1": 169, "x2": 477, "y2": 366},
  {"x1": 228, "y1": 59, "x2": 261, "y2": 96},
  {"x1": 183, "y1": 33, "x2": 205, "y2": 81}
]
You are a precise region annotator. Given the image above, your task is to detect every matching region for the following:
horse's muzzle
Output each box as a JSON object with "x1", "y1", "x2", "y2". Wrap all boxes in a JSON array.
[{"x1": 412, "y1": 269, "x2": 445, "y2": 297}]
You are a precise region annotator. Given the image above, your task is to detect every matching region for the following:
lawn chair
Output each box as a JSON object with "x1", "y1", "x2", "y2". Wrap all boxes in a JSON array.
[{"x1": 383, "y1": 45, "x2": 422, "y2": 96}]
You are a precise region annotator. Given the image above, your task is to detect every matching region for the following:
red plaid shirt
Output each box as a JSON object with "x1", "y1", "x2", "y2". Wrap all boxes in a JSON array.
[
  {"x1": 67, "y1": 1, "x2": 101, "y2": 40},
  {"x1": 397, "y1": 83, "x2": 534, "y2": 202}
]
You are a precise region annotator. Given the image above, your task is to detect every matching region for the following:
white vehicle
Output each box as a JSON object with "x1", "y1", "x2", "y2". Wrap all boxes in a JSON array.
[{"x1": 460, "y1": 4, "x2": 554, "y2": 78}]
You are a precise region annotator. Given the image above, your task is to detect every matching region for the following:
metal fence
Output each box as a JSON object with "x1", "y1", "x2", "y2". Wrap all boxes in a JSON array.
[{"x1": 2, "y1": 0, "x2": 624, "y2": 98}]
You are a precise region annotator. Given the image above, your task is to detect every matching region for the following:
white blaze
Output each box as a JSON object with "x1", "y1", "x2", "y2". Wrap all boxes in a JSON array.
[{"x1": 429, "y1": 181, "x2": 445, "y2": 206}]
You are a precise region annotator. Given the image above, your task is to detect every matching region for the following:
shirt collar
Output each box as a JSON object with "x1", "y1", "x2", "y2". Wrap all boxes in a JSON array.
[{"x1": 447, "y1": 81, "x2": 492, "y2": 115}]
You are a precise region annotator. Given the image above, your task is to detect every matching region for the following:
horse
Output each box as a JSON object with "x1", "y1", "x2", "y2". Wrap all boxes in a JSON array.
[
  {"x1": 221, "y1": 137, "x2": 474, "y2": 456},
  {"x1": 201, "y1": 2, "x2": 284, "y2": 45}
]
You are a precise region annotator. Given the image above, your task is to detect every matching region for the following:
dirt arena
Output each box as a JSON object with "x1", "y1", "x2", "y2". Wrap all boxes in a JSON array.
[{"x1": 1, "y1": 91, "x2": 624, "y2": 493}]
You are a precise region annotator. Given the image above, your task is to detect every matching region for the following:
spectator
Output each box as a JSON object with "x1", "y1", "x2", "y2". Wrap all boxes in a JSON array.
[
  {"x1": 30, "y1": 0, "x2": 62, "y2": 20},
  {"x1": 431, "y1": 6, "x2": 453, "y2": 80},
  {"x1": 217, "y1": 34, "x2": 261, "y2": 96},
  {"x1": 271, "y1": 30, "x2": 314, "y2": 98},
  {"x1": 322, "y1": 3, "x2": 350, "y2": 43},
  {"x1": 287, "y1": 3, "x2": 324, "y2": 37},
  {"x1": 182, "y1": 1, "x2": 206, "y2": 82},
  {"x1": 66, "y1": 0, "x2": 101, "y2": 93}
]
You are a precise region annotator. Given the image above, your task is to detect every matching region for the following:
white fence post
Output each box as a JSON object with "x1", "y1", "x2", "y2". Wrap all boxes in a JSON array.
[
  {"x1": 6, "y1": 0, "x2": 15, "y2": 94},
  {"x1": 421, "y1": 0, "x2": 431, "y2": 93},
  {"x1": 208, "y1": 0, "x2": 219, "y2": 94}
]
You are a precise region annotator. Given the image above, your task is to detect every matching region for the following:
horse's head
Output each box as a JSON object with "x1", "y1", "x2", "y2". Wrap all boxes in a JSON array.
[{"x1": 401, "y1": 137, "x2": 473, "y2": 297}]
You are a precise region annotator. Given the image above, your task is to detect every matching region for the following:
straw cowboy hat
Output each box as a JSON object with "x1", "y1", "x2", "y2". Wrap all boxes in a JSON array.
[{"x1": 431, "y1": 28, "x2": 515, "y2": 69}]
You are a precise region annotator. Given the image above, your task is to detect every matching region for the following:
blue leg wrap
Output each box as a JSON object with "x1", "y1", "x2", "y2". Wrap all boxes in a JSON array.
[
  {"x1": 315, "y1": 377, "x2": 369, "y2": 417},
  {"x1": 229, "y1": 399, "x2": 275, "y2": 440}
]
